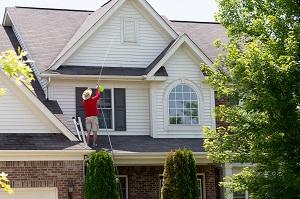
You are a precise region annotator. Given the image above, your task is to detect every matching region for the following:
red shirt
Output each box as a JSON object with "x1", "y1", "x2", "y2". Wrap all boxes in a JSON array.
[{"x1": 82, "y1": 90, "x2": 101, "y2": 117}]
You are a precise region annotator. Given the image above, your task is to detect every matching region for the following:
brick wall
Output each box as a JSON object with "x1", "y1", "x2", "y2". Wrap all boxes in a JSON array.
[
  {"x1": 0, "y1": 160, "x2": 84, "y2": 199},
  {"x1": 118, "y1": 165, "x2": 221, "y2": 199}
]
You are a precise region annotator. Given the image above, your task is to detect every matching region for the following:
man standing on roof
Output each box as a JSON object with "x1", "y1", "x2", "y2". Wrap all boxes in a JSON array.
[{"x1": 82, "y1": 85, "x2": 104, "y2": 147}]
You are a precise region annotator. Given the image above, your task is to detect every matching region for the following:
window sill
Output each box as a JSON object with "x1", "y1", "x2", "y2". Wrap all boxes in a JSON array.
[{"x1": 165, "y1": 124, "x2": 202, "y2": 132}]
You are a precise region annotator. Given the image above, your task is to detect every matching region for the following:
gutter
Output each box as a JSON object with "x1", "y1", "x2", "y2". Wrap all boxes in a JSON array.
[
  {"x1": 41, "y1": 73, "x2": 167, "y2": 81},
  {"x1": 111, "y1": 152, "x2": 212, "y2": 166},
  {"x1": 0, "y1": 150, "x2": 94, "y2": 161}
]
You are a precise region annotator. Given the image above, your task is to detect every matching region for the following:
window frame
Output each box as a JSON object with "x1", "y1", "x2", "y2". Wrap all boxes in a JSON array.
[
  {"x1": 163, "y1": 80, "x2": 203, "y2": 132},
  {"x1": 121, "y1": 16, "x2": 138, "y2": 44},
  {"x1": 118, "y1": 175, "x2": 128, "y2": 199}
]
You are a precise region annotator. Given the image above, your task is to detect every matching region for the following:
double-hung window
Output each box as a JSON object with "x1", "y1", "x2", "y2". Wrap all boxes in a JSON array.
[
  {"x1": 76, "y1": 87, "x2": 126, "y2": 131},
  {"x1": 98, "y1": 89, "x2": 113, "y2": 129}
]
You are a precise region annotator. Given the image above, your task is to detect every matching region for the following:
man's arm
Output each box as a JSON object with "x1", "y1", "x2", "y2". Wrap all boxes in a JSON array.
[{"x1": 92, "y1": 89, "x2": 101, "y2": 100}]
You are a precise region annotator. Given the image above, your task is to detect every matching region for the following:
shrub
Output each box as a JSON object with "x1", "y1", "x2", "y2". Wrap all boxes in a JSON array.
[
  {"x1": 161, "y1": 149, "x2": 200, "y2": 199},
  {"x1": 85, "y1": 151, "x2": 120, "y2": 199}
]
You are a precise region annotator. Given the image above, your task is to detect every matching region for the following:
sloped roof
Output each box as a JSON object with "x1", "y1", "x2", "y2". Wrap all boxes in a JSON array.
[
  {"x1": 2, "y1": 4, "x2": 228, "y2": 73},
  {"x1": 168, "y1": 20, "x2": 228, "y2": 62},
  {"x1": 0, "y1": 134, "x2": 89, "y2": 150},
  {"x1": 50, "y1": 0, "x2": 119, "y2": 68},
  {"x1": 96, "y1": 135, "x2": 205, "y2": 153},
  {"x1": 5, "y1": 7, "x2": 91, "y2": 72}
]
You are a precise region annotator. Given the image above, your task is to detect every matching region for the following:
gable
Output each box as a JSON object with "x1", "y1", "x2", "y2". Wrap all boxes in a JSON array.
[
  {"x1": 63, "y1": 1, "x2": 173, "y2": 68},
  {"x1": 0, "y1": 78, "x2": 58, "y2": 134},
  {"x1": 165, "y1": 45, "x2": 205, "y2": 80}
]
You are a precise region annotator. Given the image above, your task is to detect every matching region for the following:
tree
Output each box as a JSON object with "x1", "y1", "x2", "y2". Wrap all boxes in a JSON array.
[
  {"x1": 202, "y1": 0, "x2": 300, "y2": 198},
  {"x1": 0, "y1": 49, "x2": 33, "y2": 194},
  {"x1": 161, "y1": 149, "x2": 200, "y2": 199},
  {"x1": 0, "y1": 49, "x2": 33, "y2": 96},
  {"x1": 84, "y1": 151, "x2": 120, "y2": 199}
]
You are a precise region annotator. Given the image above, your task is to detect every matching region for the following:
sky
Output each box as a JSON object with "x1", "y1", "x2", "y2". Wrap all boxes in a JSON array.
[{"x1": 0, "y1": 0, "x2": 218, "y2": 23}]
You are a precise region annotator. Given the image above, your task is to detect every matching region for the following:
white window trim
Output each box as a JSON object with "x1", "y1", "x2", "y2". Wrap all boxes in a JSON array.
[
  {"x1": 197, "y1": 173, "x2": 206, "y2": 199},
  {"x1": 159, "y1": 173, "x2": 206, "y2": 199},
  {"x1": 163, "y1": 79, "x2": 204, "y2": 132},
  {"x1": 118, "y1": 175, "x2": 128, "y2": 199},
  {"x1": 121, "y1": 16, "x2": 139, "y2": 44}
]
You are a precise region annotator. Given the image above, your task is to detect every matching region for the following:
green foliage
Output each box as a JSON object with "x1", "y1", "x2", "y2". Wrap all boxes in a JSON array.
[
  {"x1": 0, "y1": 172, "x2": 13, "y2": 194},
  {"x1": 202, "y1": 0, "x2": 300, "y2": 198},
  {"x1": 0, "y1": 49, "x2": 34, "y2": 96},
  {"x1": 85, "y1": 151, "x2": 120, "y2": 199},
  {"x1": 161, "y1": 149, "x2": 200, "y2": 199}
]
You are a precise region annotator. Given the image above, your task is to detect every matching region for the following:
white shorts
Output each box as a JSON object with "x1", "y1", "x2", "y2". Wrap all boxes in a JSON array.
[{"x1": 85, "y1": 116, "x2": 99, "y2": 133}]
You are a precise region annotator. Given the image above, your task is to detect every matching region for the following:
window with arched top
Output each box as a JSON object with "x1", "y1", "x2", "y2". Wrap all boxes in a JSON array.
[{"x1": 168, "y1": 84, "x2": 199, "y2": 125}]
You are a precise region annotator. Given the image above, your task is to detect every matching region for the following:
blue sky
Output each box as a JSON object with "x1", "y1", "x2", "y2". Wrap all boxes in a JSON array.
[{"x1": 0, "y1": 0, "x2": 218, "y2": 22}]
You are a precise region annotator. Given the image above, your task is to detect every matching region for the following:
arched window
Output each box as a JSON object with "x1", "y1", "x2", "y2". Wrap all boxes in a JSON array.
[{"x1": 168, "y1": 84, "x2": 199, "y2": 125}]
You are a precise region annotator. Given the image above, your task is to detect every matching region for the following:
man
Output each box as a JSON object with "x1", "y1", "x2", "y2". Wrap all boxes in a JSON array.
[{"x1": 82, "y1": 86, "x2": 104, "y2": 147}]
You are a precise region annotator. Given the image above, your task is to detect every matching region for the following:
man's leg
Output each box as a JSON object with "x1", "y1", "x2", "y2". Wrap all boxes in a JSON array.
[
  {"x1": 86, "y1": 131, "x2": 91, "y2": 145},
  {"x1": 93, "y1": 131, "x2": 97, "y2": 146},
  {"x1": 85, "y1": 117, "x2": 92, "y2": 146}
]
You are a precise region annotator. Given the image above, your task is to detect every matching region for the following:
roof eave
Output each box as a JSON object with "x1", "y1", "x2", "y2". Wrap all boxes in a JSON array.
[{"x1": 41, "y1": 73, "x2": 167, "y2": 81}]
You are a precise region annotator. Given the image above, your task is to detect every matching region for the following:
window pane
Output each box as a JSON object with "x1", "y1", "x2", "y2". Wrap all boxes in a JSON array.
[
  {"x1": 169, "y1": 101, "x2": 176, "y2": 108},
  {"x1": 184, "y1": 109, "x2": 192, "y2": 116},
  {"x1": 184, "y1": 117, "x2": 191, "y2": 124},
  {"x1": 176, "y1": 117, "x2": 183, "y2": 124},
  {"x1": 169, "y1": 109, "x2": 176, "y2": 116},
  {"x1": 176, "y1": 85, "x2": 183, "y2": 92},
  {"x1": 169, "y1": 117, "x2": 177, "y2": 124},
  {"x1": 98, "y1": 109, "x2": 112, "y2": 129},
  {"x1": 176, "y1": 101, "x2": 183, "y2": 109},
  {"x1": 182, "y1": 85, "x2": 191, "y2": 92},
  {"x1": 177, "y1": 109, "x2": 184, "y2": 116},
  {"x1": 176, "y1": 93, "x2": 183, "y2": 100},
  {"x1": 192, "y1": 117, "x2": 199, "y2": 124},
  {"x1": 191, "y1": 93, "x2": 197, "y2": 100},
  {"x1": 183, "y1": 92, "x2": 190, "y2": 100},
  {"x1": 169, "y1": 93, "x2": 175, "y2": 100},
  {"x1": 233, "y1": 192, "x2": 246, "y2": 199},
  {"x1": 190, "y1": 101, "x2": 198, "y2": 109}
]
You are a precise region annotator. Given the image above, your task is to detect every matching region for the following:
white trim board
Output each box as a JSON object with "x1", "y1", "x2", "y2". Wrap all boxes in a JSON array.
[
  {"x1": 0, "y1": 150, "x2": 92, "y2": 161},
  {"x1": 146, "y1": 34, "x2": 213, "y2": 79},
  {"x1": 50, "y1": 0, "x2": 178, "y2": 70},
  {"x1": 0, "y1": 69, "x2": 78, "y2": 141}
]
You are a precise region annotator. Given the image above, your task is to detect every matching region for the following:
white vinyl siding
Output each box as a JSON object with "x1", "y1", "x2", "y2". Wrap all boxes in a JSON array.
[
  {"x1": 151, "y1": 46, "x2": 215, "y2": 138},
  {"x1": 0, "y1": 80, "x2": 57, "y2": 134},
  {"x1": 48, "y1": 80, "x2": 150, "y2": 135},
  {"x1": 63, "y1": 1, "x2": 172, "y2": 68}
]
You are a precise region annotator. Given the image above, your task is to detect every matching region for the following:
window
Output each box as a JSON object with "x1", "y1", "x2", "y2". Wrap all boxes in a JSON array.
[
  {"x1": 97, "y1": 89, "x2": 113, "y2": 129},
  {"x1": 118, "y1": 175, "x2": 128, "y2": 199},
  {"x1": 122, "y1": 17, "x2": 137, "y2": 43},
  {"x1": 168, "y1": 84, "x2": 199, "y2": 125},
  {"x1": 159, "y1": 174, "x2": 205, "y2": 199},
  {"x1": 233, "y1": 191, "x2": 249, "y2": 199}
]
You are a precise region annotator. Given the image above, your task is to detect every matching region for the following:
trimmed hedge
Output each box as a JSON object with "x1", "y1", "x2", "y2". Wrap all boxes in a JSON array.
[
  {"x1": 84, "y1": 151, "x2": 120, "y2": 199},
  {"x1": 161, "y1": 149, "x2": 200, "y2": 199}
]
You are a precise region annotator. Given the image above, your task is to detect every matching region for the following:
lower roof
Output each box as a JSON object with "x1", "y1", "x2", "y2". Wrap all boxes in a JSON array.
[
  {"x1": 95, "y1": 135, "x2": 205, "y2": 153},
  {"x1": 0, "y1": 134, "x2": 90, "y2": 150}
]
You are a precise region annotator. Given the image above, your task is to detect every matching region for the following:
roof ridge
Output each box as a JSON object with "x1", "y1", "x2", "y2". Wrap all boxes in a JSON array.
[
  {"x1": 14, "y1": 6, "x2": 94, "y2": 12},
  {"x1": 170, "y1": 20, "x2": 220, "y2": 24}
]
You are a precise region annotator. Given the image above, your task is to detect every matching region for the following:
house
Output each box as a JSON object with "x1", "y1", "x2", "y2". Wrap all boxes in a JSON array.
[{"x1": 0, "y1": 0, "x2": 244, "y2": 198}]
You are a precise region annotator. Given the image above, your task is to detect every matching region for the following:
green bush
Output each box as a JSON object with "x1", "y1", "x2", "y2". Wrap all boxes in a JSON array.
[
  {"x1": 84, "y1": 151, "x2": 120, "y2": 199},
  {"x1": 161, "y1": 149, "x2": 200, "y2": 199}
]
